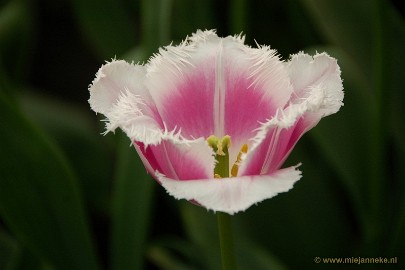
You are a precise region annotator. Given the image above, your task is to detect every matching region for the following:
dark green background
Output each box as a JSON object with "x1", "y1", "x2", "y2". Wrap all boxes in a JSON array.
[{"x1": 1, "y1": 0, "x2": 404, "y2": 269}]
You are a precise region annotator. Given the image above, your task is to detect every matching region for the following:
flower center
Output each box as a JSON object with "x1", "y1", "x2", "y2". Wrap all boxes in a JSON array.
[{"x1": 207, "y1": 135, "x2": 248, "y2": 178}]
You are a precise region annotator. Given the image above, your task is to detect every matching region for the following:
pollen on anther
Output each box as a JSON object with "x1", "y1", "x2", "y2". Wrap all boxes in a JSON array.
[{"x1": 231, "y1": 144, "x2": 248, "y2": 177}]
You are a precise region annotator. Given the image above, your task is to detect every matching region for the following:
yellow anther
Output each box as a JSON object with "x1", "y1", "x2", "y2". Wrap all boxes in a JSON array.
[
  {"x1": 231, "y1": 143, "x2": 248, "y2": 177},
  {"x1": 239, "y1": 144, "x2": 248, "y2": 156}
]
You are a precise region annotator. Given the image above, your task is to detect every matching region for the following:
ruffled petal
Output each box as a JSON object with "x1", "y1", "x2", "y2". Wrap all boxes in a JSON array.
[
  {"x1": 145, "y1": 30, "x2": 292, "y2": 146},
  {"x1": 156, "y1": 165, "x2": 302, "y2": 214},
  {"x1": 224, "y1": 43, "x2": 293, "y2": 162},
  {"x1": 89, "y1": 59, "x2": 217, "y2": 179},
  {"x1": 238, "y1": 116, "x2": 311, "y2": 176},
  {"x1": 239, "y1": 53, "x2": 343, "y2": 175},
  {"x1": 89, "y1": 60, "x2": 149, "y2": 116},
  {"x1": 144, "y1": 30, "x2": 218, "y2": 139},
  {"x1": 89, "y1": 60, "x2": 164, "y2": 145},
  {"x1": 136, "y1": 136, "x2": 216, "y2": 180},
  {"x1": 286, "y1": 52, "x2": 343, "y2": 115}
]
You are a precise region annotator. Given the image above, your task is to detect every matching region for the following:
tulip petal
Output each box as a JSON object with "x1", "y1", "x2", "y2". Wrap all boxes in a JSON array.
[
  {"x1": 89, "y1": 59, "x2": 217, "y2": 178},
  {"x1": 225, "y1": 44, "x2": 293, "y2": 161},
  {"x1": 240, "y1": 53, "x2": 343, "y2": 176},
  {"x1": 135, "y1": 137, "x2": 216, "y2": 181},
  {"x1": 89, "y1": 60, "x2": 149, "y2": 116},
  {"x1": 145, "y1": 30, "x2": 292, "y2": 145},
  {"x1": 156, "y1": 165, "x2": 302, "y2": 215},
  {"x1": 89, "y1": 60, "x2": 165, "y2": 145},
  {"x1": 287, "y1": 52, "x2": 343, "y2": 114}
]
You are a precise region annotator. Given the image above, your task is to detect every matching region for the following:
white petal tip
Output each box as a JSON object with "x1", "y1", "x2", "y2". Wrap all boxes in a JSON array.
[{"x1": 157, "y1": 165, "x2": 302, "y2": 215}]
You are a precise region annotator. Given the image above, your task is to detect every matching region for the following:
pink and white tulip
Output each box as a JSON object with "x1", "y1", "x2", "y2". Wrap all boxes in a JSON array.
[{"x1": 89, "y1": 30, "x2": 343, "y2": 214}]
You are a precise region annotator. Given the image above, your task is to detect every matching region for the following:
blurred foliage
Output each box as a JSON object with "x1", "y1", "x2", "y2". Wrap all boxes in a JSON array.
[{"x1": 0, "y1": 0, "x2": 404, "y2": 269}]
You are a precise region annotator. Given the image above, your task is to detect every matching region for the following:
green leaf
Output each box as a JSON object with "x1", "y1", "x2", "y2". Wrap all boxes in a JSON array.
[
  {"x1": 70, "y1": 0, "x2": 137, "y2": 59},
  {"x1": 0, "y1": 228, "x2": 20, "y2": 270},
  {"x1": 110, "y1": 132, "x2": 155, "y2": 270},
  {"x1": 235, "y1": 240, "x2": 289, "y2": 270},
  {"x1": 180, "y1": 202, "x2": 291, "y2": 270},
  {"x1": 299, "y1": 0, "x2": 373, "y2": 76},
  {"x1": 147, "y1": 246, "x2": 190, "y2": 270},
  {"x1": 230, "y1": 0, "x2": 248, "y2": 34},
  {"x1": 122, "y1": 46, "x2": 145, "y2": 63},
  {"x1": 386, "y1": 4, "x2": 405, "y2": 261},
  {"x1": 299, "y1": 0, "x2": 405, "y2": 253},
  {"x1": 18, "y1": 91, "x2": 112, "y2": 214},
  {"x1": 240, "y1": 142, "x2": 354, "y2": 269},
  {"x1": 146, "y1": 237, "x2": 198, "y2": 270},
  {"x1": 110, "y1": 1, "x2": 175, "y2": 267},
  {"x1": 171, "y1": 0, "x2": 216, "y2": 40},
  {"x1": 305, "y1": 46, "x2": 376, "y2": 240},
  {"x1": 140, "y1": 0, "x2": 173, "y2": 57},
  {"x1": 0, "y1": 230, "x2": 43, "y2": 270},
  {"x1": 180, "y1": 203, "x2": 221, "y2": 270},
  {"x1": 0, "y1": 0, "x2": 35, "y2": 81},
  {"x1": 0, "y1": 93, "x2": 100, "y2": 270},
  {"x1": 388, "y1": 4, "x2": 405, "y2": 153}
]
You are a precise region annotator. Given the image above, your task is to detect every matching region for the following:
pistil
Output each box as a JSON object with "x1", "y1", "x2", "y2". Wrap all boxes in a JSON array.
[
  {"x1": 207, "y1": 135, "x2": 231, "y2": 178},
  {"x1": 207, "y1": 135, "x2": 248, "y2": 179}
]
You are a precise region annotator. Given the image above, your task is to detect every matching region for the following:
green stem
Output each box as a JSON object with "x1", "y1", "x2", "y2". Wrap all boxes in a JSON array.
[
  {"x1": 368, "y1": 0, "x2": 387, "y2": 250},
  {"x1": 208, "y1": 135, "x2": 237, "y2": 269},
  {"x1": 141, "y1": 0, "x2": 172, "y2": 55},
  {"x1": 217, "y1": 212, "x2": 237, "y2": 270},
  {"x1": 230, "y1": 0, "x2": 248, "y2": 34}
]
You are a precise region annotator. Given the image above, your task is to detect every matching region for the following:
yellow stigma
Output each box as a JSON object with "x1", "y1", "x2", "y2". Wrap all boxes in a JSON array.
[
  {"x1": 207, "y1": 135, "x2": 231, "y2": 156},
  {"x1": 231, "y1": 144, "x2": 248, "y2": 177}
]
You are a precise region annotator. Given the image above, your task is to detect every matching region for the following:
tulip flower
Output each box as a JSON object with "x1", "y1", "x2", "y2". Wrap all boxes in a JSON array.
[{"x1": 89, "y1": 30, "x2": 343, "y2": 215}]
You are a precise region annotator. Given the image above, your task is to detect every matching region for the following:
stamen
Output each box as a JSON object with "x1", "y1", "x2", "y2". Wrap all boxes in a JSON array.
[{"x1": 231, "y1": 144, "x2": 248, "y2": 177}]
